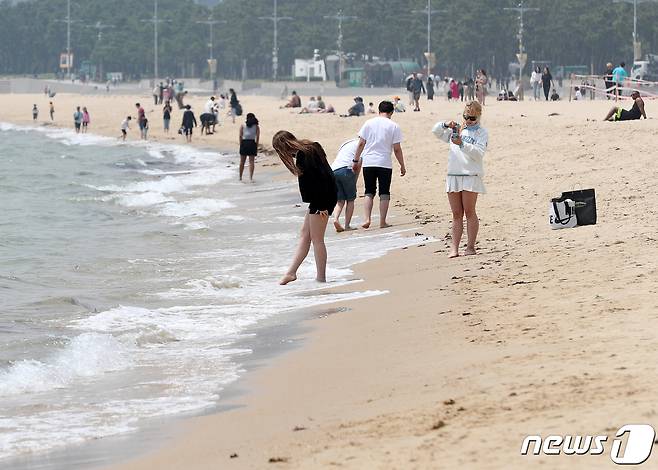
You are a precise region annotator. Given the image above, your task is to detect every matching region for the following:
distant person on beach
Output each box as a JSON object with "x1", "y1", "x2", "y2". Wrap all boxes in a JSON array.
[
  {"x1": 465, "y1": 76, "x2": 475, "y2": 101},
  {"x1": 409, "y1": 72, "x2": 426, "y2": 111},
  {"x1": 82, "y1": 107, "x2": 90, "y2": 133},
  {"x1": 163, "y1": 100, "x2": 172, "y2": 133},
  {"x1": 476, "y1": 69, "x2": 488, "y2": 105},
  {"x1": 352, "y1": 100, "x2": 406, "y2": 229},
  {"x1": 152, "y1": 85, "x2": 159, "y2": 105},
  {"x1": 272, "y1": 131, "x2": 337, "y2": 285},
  {"x1": 541, "y1": 67, "x2": 554, "y2": 101},
  {"x1": 32, "y1": 104, "x2": 38, "y2": 121},
  {"x1": 229, "y1": 88, "x2": 240, "y2": 124},
  {"x1": 73, "y1": 106, "x2": 83, "y2": 133},
  {"x1": 136, "y1": 103, "x2": 147, "y2": 139},
  {"x1": 432, "y1": 100, "x2": 488, "y2": 258},
  {"x1": 604, "y1": 90, "x2": 646, "y2": 121},
  {"x1": 282, "y1": 90, "x2": 302, "y2": 108},
  {"x1": 612, "y1": 61, "x2": 628, "y2": 98},
  {"x1": 331, "y1": 138, "x2": 359, "y2": 232},
  {"x1": 341, "y1": 97, "x2": 365, "y2": 117},
  {"x1": 604, "y1": 62, "x2": 614, "y2": 99},
  {"x1": 49, "y1": 102, "x2": 54, "y2": 121},
  {"x1": 239, "y1": 113, "x2": 260, "y2": 182},
  {"x1": 299, "y1": 96, "x2": 319, "y2": 114},
  {"x1": 530, "y1": 65, "x2": 542, "y2": 101},
  {"x1": 551, "y1": 89, "x2": 560, "y2": 101},
  {"x1": 120, "y1": 116, "x2": 131, "y2": 141},
  {"x1": 181, "y1": 105, "x2": 197, "y2": 143},
  {"x1": 367, "y1": 102, "x2": 376, "y2": 114},
  {"x1": 393, "y1": 96, "x2": 406, "y2": 112},
  {"x1": 427, "y1": 76, "x2": 435, "y2": 100}
]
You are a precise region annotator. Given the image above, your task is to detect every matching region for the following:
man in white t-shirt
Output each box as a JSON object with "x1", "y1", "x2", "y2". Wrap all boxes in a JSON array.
[
  {"x1": 331, "y1": 138, "x2": 359, "y2": 232},
  {"x1": 352, "y1": 100, "x2": 406, "y2": 229}
]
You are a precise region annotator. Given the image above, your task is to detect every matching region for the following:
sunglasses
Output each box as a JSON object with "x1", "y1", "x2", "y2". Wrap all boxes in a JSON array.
[{"x1": 463, "y1": 115, "x2": 478, "y2": 121}]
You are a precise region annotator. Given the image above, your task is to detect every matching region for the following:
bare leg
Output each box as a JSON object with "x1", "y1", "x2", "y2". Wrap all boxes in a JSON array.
[
  {"x1": 333, "y1": 200, "x2": 345, "y2": 232},
  {"x1": 249, "y1": 156, "x2": 255, "y2": 181},
  {"x1": 447, "y1": 192, "x2": 464, "y2": 258},
  {"x1": 239, "y1": 155, "x2": 246, "y2": 181},
  {"x1": 280, "y1": 213, "x2": 311, "y2": 285},
  {"x1": 362, "y1": 195, "x2": 374, "y2": 228},
  {"x1": 462, "y1": 191, "x2": 479, "y2": 255},
  {"x1": 379, "y1": 197, "x2": 391, "y2": 228},
  {"x1": 603, "y1": 107, "x2": 617, "y2": 121},
  {"x1": 344, "y1": 200, "x2": 355, "y2": 229},
  {"x1": 309, "y1": 213, "x2": 329, "y2": 282}
]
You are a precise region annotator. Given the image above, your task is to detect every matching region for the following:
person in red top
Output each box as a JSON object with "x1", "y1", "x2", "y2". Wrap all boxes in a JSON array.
[{"x1": 135, "y1": 103, "x2": 147, "y2": 139}]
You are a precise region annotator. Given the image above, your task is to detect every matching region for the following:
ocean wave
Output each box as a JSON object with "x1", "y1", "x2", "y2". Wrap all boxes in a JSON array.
[{"x1": 0, "y1": 333, "x2": 132, "y2": 397}]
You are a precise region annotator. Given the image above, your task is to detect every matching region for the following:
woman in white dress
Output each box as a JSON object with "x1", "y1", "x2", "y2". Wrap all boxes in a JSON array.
[{"x1": 432, "y1": 101, "x2": 488, "y2": 258}]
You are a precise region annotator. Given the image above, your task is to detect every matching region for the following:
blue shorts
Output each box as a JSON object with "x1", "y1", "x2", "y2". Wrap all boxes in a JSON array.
[{"x1": 333, "y1": 167, "x2": 357, "y2": 201}]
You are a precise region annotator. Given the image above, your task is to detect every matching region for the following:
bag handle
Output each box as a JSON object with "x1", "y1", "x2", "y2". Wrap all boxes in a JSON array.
[{"x1": 552, "y1": 200, "x2": 574, "y2": 225}]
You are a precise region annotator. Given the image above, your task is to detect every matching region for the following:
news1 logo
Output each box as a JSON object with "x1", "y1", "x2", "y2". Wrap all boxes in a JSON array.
[{"x1": 521, "y1": 424, "x2": 655, "y2": 465}]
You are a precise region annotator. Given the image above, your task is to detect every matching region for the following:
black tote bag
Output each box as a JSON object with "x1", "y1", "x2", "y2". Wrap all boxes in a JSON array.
[{"x1": 560, "y1": 188, "x2": 597, "y2": 226}]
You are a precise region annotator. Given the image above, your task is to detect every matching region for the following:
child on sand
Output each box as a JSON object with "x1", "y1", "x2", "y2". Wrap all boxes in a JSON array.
[
  {"x1": 120, "y1": 116, "x2": 131, "y2": 141},
  {"x1": 49, "y1": 102, "x2": 54, "y2": 121},
  {"x1": 331, "y1": 138, "x2": 359, "y2": 232},
  {"x1": 32, "y1": 104, "x2": 38, "y2": 121},
  {"x1": 82, "y1": 107, "x2": 90, "y2": 133},
  {"x1": 272, "y1": 131, "x2": 337, "y2": 285},
  {"x1": 432, "y1": 100, "x2": 488, "y2": 258}
]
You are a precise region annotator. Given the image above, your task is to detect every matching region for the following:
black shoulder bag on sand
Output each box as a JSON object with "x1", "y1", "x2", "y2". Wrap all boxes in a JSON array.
[{"x1": 559, "y1": 188, "x2": 597, "y2": 225}]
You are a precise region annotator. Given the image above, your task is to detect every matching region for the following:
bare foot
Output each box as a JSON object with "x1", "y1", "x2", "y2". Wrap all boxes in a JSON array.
[
  {"x1": 333, "y1": 220, "x2": 344, "y2": 233},
  {"x1": 316, "y1": 277, "x2": 326, "y2": 283},
  {"x1": 279, "y1": 273, "x2": 297, "y2": 285},
  {"x1": 344, "y1": 225, "x2": 357, "y2": 231},
  {"x1": 464, "y1": 248, "x2": 477, "y2": 256},
  {"x1": 361, "y1": 220, "x2": 371, "y2": 229},
  {"x1": 380, "y1": 222, "x2": 392, "y2": 228},
  {"x1": 449, "y1": 249, "x2": 460, "y2": 258}
]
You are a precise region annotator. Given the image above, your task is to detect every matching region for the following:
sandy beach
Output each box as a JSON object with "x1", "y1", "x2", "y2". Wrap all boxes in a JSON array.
[{"x1": 3, "y1": 91, "x2": 658, "y2": 469}]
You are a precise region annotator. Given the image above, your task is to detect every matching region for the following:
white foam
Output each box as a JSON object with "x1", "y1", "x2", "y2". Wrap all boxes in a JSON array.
[
  {"x1": 0, "y1": 333, "x2": 132, "y2": 397},
  {"x1": 158, "y1": 198, "x2": 233, "y2": 218},
  {"x1": 117, "y1": 191, "x2": 173, "y2": 208}
]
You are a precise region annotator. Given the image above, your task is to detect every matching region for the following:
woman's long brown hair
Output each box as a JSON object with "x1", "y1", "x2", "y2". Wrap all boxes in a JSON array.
[{"x1": 272, "y1": 130, "x2": 317, "y2": 176}]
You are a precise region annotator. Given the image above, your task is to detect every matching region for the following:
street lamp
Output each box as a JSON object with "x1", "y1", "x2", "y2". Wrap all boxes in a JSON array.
[
  {"x1": 613, "y1": 0, "x2": 658, "y2": 61},
  {"x1": 503, "y1": 1, "x2": 539, "y2": 101},
  {"x1": 56, "y1": 0, "x2": 80, "y2": 79},
  {"x1": 141, "y1": 0, "x2": 171, "y2": 80},
  {"x1": 85, "y1": 21, "x2": 114, "y2": 81},
  {"x1": 323, "y1": 10, "x2": 357, "y2": 86},
  {"x1": 259, "y1": 0, "x2": 293, "y2": 81},
  {"x1": 412, "y1": 0, "x2": 446, "y2": 78},
  {"x1": 196, "y1": 16, "x2": 226, "y2": 87}
]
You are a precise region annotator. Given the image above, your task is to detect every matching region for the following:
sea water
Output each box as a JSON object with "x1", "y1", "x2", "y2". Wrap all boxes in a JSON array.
[{"x1": 0, "y1": 123, "x2": 425, "y2": 463}]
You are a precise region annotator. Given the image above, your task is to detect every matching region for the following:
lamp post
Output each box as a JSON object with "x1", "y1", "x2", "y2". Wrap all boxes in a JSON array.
[
  {"x1": 412, "y1": 0, "x2": 446, "y2": 78},
  {"x1": 141, "y1": 0, "x2": 170, "y2": 80},
  {"x1": 86, "y1": 21, "x2": 114, "y2": 81},
  {"x1": 613, "y1": 0, "x2": 658, "y2": 61},
  {"x1": 259, "y1": 0, "x2": 293, "y2": 81},
  {"x1": 503, "y1": 1, "x2": 539, "y2": 101},
  {"x1": 323, "y1": 10, "x2": 357, "y2": 86},
  {"x1": 56, "y1": 0, "x2": 79, "y2": 79},
  {"x1": 196, "y1": 16, "x2": 226, "y2": 85}
]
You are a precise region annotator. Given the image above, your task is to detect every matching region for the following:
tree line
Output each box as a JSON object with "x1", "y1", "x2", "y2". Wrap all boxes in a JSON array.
[{"x1": 0, "y1": 0, "x2": 657, "y2": 81}]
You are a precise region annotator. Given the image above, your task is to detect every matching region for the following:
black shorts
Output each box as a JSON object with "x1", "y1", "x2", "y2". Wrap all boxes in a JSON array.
[
  {"x1": 74, "y1": 122, "x2": 81, "y2": 130},
  {"x1": 121, "y1": 129, "x2": 127, "y2": 136},
  {"x1": 239, "y1": 139, "x2": 257, "y2": 156},
  {"x1": 184, "y1": 127, "x2": 193, "y2": 136},
  {"x1": 363, "y1": 167, "x2": 392, "y2": 199}
]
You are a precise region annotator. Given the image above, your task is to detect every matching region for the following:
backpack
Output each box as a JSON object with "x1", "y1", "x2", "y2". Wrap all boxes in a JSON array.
[{"x1": 406, "y1": 77, "x2": 413, "y2": 91}]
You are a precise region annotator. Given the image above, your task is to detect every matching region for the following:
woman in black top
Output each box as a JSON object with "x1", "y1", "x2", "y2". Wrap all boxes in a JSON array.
[
  {"x1": 541, "y1": 67, "x2": 554, "y2": 101},
  {"x1": 229, "y1": 88, "x2": 240, "y2": 124},
  {"x1": 272, "y1": 130, "x2": 337, "y2": 285},
  {"x1": 163, "y1": 100, "x2": 172, "y2": 133},
  {"x1": 427, "y1": 77, "x2": 434, "y2": 100}
]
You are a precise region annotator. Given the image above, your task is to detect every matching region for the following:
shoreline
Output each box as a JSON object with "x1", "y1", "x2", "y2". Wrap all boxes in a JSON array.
[{"x1": 3, "y1": 94, "x2": 658, "y2": 469}]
